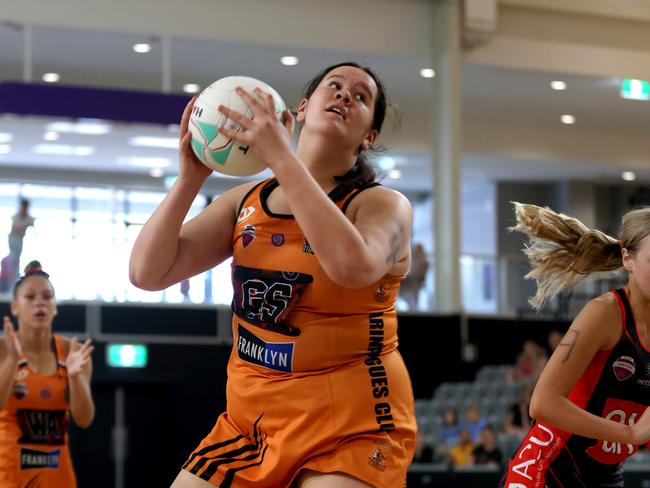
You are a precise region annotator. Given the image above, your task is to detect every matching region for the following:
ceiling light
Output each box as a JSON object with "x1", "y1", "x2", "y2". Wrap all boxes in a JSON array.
[
  {"x1": 0, "y1": 145, "x2": 10, "y2": 154},
  {"x1": 150, "y1": 167, "x2": 165, "y2": 177},
  {"x1": 419, "y1": 68, "x2": 435, "y2": 78},
  {"x1": 133, "y1": 43, "x2": 151, "y2": 54},
  {"x1": 118, "y1": 157, "x2": 171, "y2": 168},
  {"x1": 46, "y1": 120, "x2": 111, "y2": 135},
  {"x1": 388, "y1": 169, "x2": 402, "y2": 179},
  {"x1": 560, "y1": 114, "x2": 575, "y2": 124},
  {"x1": 128, "y1": 135, "x2": 178, "y2": 149},
  {"x1": 182, "y1": 83, "x2": 201, "y2": 94},
  {"x1": 281, "y1": 56, "x2": 299, "y2": 66},
  {"x1": 622, "y1": 171, "x2": 636, "y2": 182},
  {"x1": 0, "y1": 133, "x2": 12, "y2": 144},
  {"x1": 550, "y1": 81, "x2": 567, "y2": 91},
  {"x1": 33, "y1": 144, "x2": 94, "y2": 156},
  {"x1": 43, "y1": 131, "x2": 59, "y2": 141},
  {"x1": 42, "y1": 73, "x2": 60, "y2": 83}
]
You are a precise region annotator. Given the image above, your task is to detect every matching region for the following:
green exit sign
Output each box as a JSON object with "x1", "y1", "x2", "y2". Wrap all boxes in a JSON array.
[
  {"x1": 621, "y1": 79, "x2": 650, "y2": 100},
  {"x1": 107, "y1": 344, "x2": 148, "y2": 368}
]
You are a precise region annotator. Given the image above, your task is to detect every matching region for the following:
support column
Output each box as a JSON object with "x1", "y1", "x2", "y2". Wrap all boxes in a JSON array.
[
  {"x1": 22, "y1": 24, "x2": 33, "y2": 83},
  {"x1": 431, "y1": 0, "x2": 462, "y2": 313},
  {"x1": 161, "y1": 35, "x2": 172, "y2": 93}
]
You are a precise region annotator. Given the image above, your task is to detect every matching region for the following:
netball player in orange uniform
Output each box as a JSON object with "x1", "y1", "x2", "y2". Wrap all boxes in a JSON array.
[
  {"x1": 0, "y1": 261, "x2": 94, "y2": 488},
  {"x1": 130, "y1": 62, "x2": 417, "y2": 487}
]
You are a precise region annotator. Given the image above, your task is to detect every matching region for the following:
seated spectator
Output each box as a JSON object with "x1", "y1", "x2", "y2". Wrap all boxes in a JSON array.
[
  {"x1": 413, "y1": 431, "x2": 434, "y2": 463},
  {"x1": 471, "y1": 425, "x2": 503, "y2": 466},
  {"x1": 435, "y1": 407, "x2": 461, "y2": 461},
  {"x1": 507, "y1": 340, "x2": 547, "y2": 383},
  {"x1": 461, "y1": 404, "x2": 487, "y2": 444},
  {"x1": 449, "y1": 430, "x2": 474, "y2": 467},
  {"x1": 439, "y1": 407, "x2": 461, "y2": 446},
  {"x1": 504, "y1": 384, "x2": 534, "y2": 438},
  {"x1": 547, "y1": 329, "x2": 563, "y2": 355}
]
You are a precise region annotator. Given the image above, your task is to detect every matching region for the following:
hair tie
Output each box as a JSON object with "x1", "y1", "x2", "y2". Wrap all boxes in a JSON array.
[{"x1": 22, "y1": 260, "x2": 49, "y2": 278}]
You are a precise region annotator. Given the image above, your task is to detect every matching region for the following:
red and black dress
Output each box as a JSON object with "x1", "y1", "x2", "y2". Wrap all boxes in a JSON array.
[{"x1": 500, "y1": 288, "x2": 650, "y2": 488}]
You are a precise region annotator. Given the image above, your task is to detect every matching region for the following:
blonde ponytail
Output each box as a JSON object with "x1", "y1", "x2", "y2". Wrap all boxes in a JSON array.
[{"x1": 512, "y1": 202, "x2": 622, "y2": 309}]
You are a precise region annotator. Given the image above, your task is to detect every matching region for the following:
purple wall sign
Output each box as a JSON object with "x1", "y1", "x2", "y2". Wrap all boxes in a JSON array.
[{"x1": 0, "y1": 82, "x2": 191, "y2": 125}]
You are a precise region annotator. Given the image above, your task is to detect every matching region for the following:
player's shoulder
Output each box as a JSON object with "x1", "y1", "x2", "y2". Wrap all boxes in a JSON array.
[
  {"x1": 577, "y1": 292, "x2": 623, "y2": 347},
  {"x1": 584, "y1": 291, "x2": 621, "y2": 319},
  {"x1": 206, "y1": 179, "x2": 268, "y2": 215},
  {"x1": 223, "y1": 179, "x2": 267, "y2": 201},
  {"x1": 348, "y1": 184, "x2": 411, "y2": 211},
  {"x1": 59, "y1": 335, "x2": 72, "y2": 356}
]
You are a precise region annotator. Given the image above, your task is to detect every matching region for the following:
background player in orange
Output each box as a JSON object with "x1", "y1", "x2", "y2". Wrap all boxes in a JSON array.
[
  {"x1": 500, "y1": 204, "x2": 650, "y2": 488},
  {"x1": 130, "y1": 62, "x2": 417, "y2": 487},
  {"x1": 0, "y1": 260, "x2": 94, "y2": 487}
]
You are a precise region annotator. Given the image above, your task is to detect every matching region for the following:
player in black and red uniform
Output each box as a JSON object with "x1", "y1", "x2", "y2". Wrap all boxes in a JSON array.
[{"x1": 500, "y1": 203, "x2": 650, "y2": 488}]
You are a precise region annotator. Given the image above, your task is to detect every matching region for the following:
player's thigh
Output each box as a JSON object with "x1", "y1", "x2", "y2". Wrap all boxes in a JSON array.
[
  {"x1": 296, "y1": 469, "x2": 373, "y2": 488},
  {"x1": 170, "y1": 470, "x2": 215, "y2": 488}
]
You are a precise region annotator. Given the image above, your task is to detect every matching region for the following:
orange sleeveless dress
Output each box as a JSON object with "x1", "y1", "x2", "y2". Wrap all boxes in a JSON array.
[
  {"x1": 0, "y1": 335, "x2": 76, "y2": 488},
  {"x1": 183, "y1": 179, "x2": 417, "y2": 487}
]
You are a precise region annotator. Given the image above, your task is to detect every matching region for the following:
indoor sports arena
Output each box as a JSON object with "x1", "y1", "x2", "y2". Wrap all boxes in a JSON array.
[{"x1": 1, "y1": 1, "x2": 650, "y2": 487}]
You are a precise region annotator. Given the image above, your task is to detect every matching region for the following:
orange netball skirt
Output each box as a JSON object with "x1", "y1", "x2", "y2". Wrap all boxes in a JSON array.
[
  {"x1": 183, "y1": 350, "x2": 416, "y2": 488},
  {"x1": 0, "y1": 443, "x2": 76, "y2": 488}
]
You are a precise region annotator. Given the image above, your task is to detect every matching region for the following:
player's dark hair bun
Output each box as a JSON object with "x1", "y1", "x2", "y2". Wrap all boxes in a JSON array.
[
  {"x1": 24, "y1": 260, "x2": 47, "y2": 276},
  {"x1": 13, "y1": 260, "x2": 51, "y2": 296}
]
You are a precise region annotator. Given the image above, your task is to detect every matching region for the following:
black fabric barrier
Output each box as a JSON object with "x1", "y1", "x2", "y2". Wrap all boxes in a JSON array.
[
  {"x1": 407, "y1": 464, "x2": 650, "y2": 487},
  {"x1": 69, "y1": 342, "x2": 230, "y2": 488}
]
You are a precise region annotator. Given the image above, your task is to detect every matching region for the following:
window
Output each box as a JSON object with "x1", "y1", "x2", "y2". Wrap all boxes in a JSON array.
[{"x1": 0, "y1": 182, "x2": 232, "y2": 304}]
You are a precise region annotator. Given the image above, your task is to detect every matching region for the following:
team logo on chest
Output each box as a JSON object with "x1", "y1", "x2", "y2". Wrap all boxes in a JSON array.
[
  {"x1": 232, "y1": 265, "x2": 313, "y2": 336},
  {"x1": 13, "y1": 383, "x2": 28, "y2": 400},
  {"x1": 17, "y1": 409, "x2": 67, "y2": 445},
  {"x1": 271, "y1": 233, "x2": 284, "y2": 246},
  {"x1": 612, "y1": 355, "x2": 635, "y2": 381},
  {"x1": 240, "y1": 224, "x2": 256, "y2": 248}
]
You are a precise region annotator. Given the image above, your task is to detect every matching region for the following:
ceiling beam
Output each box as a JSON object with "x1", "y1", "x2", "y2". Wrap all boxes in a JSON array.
[
  {"x1": 501, "y1": 0, "x2": 650, "y2": 22},
  {"x1": 1, "y1": 0, "x2": 433, "y2": 57},
  {"x1": 466, "y1": 4, "x2": 650, "y2": 79}
]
